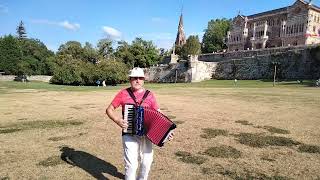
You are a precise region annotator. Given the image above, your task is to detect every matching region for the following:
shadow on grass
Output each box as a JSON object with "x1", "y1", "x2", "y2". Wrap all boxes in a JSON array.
[{"x1": 60, "y1": 146, "x2": 124, "y2": 180}]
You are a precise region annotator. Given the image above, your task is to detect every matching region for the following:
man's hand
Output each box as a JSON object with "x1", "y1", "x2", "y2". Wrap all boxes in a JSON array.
[
  {"x1": 168, "y1": 131, "x2": 175, "y2": 141},
  {"x1": 115, "y1": 118, "x2": 128, "y2": 130}
]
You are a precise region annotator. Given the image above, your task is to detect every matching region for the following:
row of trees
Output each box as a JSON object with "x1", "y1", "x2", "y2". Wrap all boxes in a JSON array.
[{"x1": 0, "y1": 18, "x2": 232, "y2": 85}]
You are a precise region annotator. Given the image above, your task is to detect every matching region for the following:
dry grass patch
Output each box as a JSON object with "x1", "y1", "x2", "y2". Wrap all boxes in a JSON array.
[
  {"x1": 37, "y1": 156, "x2": 65, "y2": 167},
  {"x1": 17, "y1": 118, "x2": 27, "y2": 121},
  {"x1": 0, "y1": 120, "x2": 84, "y2": 134},
  {"x1": 200, "y1": 128, "x2": 228, "y2": 139},
  {"x1": 0, "y1": 177, "x2": 10, "y2": 180},
  {"x1": 0, "y1": 128, "x2": 22, "y2": 134},
  {"x1": 69, "y1": 106, "x2": 83, "y2": 110},
  {"x1": 260, "y1": 126, "x2": 290, "y2": 134},
  {"x1": 298, "y1": 144, "x2": 320, "y2": 154},
  {"x1": 201, "y1": 167, "x2": 215, "y2": 175},
  {"x1": 261, "y1": 156, "x2": 276, "y2": 162},
  {"x1": 175, "y1": 151, "x2": 207, "y2": 165},
  {"x1": 235, "y1": 133, "x2": 300, "y2": 148},
  {"x1": 220, "y1": 170, "x2": 291, "y2": 180},
  {"x1": 48, "y1": 132, "x2": 86, "y2": 141},
  {"x1": 48, "y1": 136, "x2": 69, "y2": 141},
  {"x1": 203, "y1": 145, "x2": 242, "y2": 159},
  {"x1": 235, "y1": 120, "x2": 253, "y2": 126},
  {"x1": 167, "y1": 115, "x2": 176, "y2": 119},
  {"x1": 173, "y1": 120, "x2": 184, "y2": 125}
]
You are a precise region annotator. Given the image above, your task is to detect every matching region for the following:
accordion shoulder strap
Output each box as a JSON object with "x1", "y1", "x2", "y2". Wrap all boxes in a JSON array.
[{"x1": 126, "y1": 88, "x2": 150, "y2": 106}]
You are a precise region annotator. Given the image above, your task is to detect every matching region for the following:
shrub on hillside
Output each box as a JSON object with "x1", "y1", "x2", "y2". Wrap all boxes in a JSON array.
[{"x1": 97, "y1": 60, "x2": 129, "y2": 85}]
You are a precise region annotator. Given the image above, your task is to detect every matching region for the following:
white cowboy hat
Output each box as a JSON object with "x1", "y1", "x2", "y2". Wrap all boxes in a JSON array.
[{"x1": 129, "y1": 67, "x2": 145, "y2": 77}]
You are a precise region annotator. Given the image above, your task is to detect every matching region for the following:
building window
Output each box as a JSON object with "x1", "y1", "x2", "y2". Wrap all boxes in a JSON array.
[{"x1": 314, "y1": 26, "x2": 316, "y2": 32}]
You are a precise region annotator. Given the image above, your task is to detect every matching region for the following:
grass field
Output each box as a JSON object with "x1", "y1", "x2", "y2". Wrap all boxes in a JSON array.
[{"x1": 1, "y1": 80, "x2": 320, "y2": 179}]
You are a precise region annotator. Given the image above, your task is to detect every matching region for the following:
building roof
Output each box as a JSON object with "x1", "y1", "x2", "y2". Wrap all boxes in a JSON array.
[
  {"x1": 247, "y1": 7, "x2": 288, "y2": 19},
  {"x1": 246, "y1": 0, "x2": 320, "y2": 20}
]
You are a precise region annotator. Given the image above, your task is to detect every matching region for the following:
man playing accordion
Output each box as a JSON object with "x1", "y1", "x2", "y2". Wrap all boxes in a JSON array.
[{"x1": 106, "y1": 67, "x2": 174, "y2": 180}]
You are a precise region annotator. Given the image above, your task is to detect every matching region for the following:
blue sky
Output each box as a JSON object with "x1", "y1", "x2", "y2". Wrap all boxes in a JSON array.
[{"x1": 1, "y1": 0, "x2": 319, "y2": 52}]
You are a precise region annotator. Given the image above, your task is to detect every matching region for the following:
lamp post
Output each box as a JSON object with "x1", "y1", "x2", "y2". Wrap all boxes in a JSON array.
[{"x1": 272, "y1": 61, "x2": 280, "y2": 87}]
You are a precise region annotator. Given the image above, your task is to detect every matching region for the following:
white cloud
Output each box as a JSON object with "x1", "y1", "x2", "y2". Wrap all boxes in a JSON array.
[
  {"x1": 59, "y1": 21, "x2": 80, "y2": 31},
  {"x1": 31, "y1": 19, "x2": 80, "y2": 31},
  {"x1": 102, "y1": 26, "x2": 122, "y2": 40},
  {"x1": 0, "y1": 4, "x2": 9, "y2": 14}
]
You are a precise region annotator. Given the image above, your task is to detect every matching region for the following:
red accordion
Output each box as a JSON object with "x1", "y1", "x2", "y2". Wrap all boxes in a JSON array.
[{"x1": 143, "y1": 107, "x2": 176, "y2": 147}]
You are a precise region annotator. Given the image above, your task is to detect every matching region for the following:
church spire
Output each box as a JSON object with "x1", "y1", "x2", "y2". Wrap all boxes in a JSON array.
[{"x1": 175, "y1": 13, "x2": 186, "y2": 47}]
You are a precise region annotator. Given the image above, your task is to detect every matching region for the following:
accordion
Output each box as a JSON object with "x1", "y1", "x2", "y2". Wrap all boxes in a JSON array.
[{"x1": 123, "y1": 104, "x2": 176, "y2": 147}]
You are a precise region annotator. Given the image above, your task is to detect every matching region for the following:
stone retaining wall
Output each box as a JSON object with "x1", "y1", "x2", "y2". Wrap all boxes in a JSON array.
[{"x1": 0, "y1": 75, "x2": 52, "y2": 82}]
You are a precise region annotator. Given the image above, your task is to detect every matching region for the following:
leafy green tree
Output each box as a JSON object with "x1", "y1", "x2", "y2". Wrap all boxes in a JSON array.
[
  {"x1": 18, "y1": 38, "x2": 55, "y2": 75},
  {"x1": 114, "y1": 38, "x2": 160, "y2": 68},
  {"x1": 57, "y1": 41, "x2": 85, "y2": 60},
  {"x1": 16, "y1": 21, "x2": 27, "y2": 39},
  {"x1": 130, "y1": 38, "x2": 160, "y2": 68},
  {"x1": 114, "y1": 40, "x2": 134, "y2": 67},
  {"x1": 174, "y1": 45, "x2": 183, "y2": 56},
  {"x1": 83, "y1": 42, "x2": 99, "y2": 64},
  {"x1": 97, "y1": 60, "x2": 129, "y2": 85},
  {"x1": 97, "y1": 38, "x2": 114, "y2": 59},
  {"x1": 50, "y1": 55, "x2": 82, "y2": 85},
  {"x1": 0, "y1": 35, "x2": 22, "y2": 74},
  {"x1": 181, "y1": 35, "x2": 201, "y2": 59},
  {"x1": 202, "y1": 18, "x2": 231, "y2": 53}
]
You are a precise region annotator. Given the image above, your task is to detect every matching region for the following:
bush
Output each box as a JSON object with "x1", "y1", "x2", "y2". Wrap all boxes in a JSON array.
[{"x1": 50, "y1": 55, "x2": 129, "y2": 85}]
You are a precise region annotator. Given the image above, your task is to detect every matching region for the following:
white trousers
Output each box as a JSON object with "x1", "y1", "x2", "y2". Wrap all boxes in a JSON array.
[{"x1": 122, "y1": 135, "x2": 153, "y2": 180}]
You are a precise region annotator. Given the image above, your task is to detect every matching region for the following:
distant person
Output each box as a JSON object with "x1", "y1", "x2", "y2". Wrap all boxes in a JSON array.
[
  {"x1": 316, "y1": 78, "x2": 320, "y2": 87},
  {"x1": 102, "y1": 80, "x2": 106, "y2": 87},
  {"x1": 96, "y1": 80, "x2": 100, "y2": 87},
  {"x1": 234, "y1": 79, "x2": 238, "y2": 87},
  {"x1": 106, "y1": 67, "x2": 174, "y2": 180}
]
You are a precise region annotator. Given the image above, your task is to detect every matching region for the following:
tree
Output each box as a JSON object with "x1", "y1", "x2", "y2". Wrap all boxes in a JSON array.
[
  {"x1": 114, "y1": 38, "x2": 160, "y2": 68},
  {"x1": 114, "y1": 40, "x2": 134, "y2": 67},
  {"x1": 50, "y1": 55, "x2": 82, "y2": 85},
  {"x1": 57, "y1": 41, "x2": 84, "y2": 60},
  {"x1": 0, "y1": 35, "x2": 22, "y2": 74},
  {"x1": 202, "y1": 18, "x2": 231, "y2": 53},
  {"x1": 97, "y1": 38, "x2": 114, "y2": 59},
  {"x1": 130, "y1": 38, "x2": 160, "y2": 68},
  {"x1": 181, "y1": 35, "x2": 201, "y2": 59},
  {"x1": 18, "y1": 38, "x2": 55, "y2": 75},
  {"x1": 16, "y1": 21, "x2": 27, "y2": 39},
  {"x1": 83, "y1": 42, "x2": 99, "y2": 64}
]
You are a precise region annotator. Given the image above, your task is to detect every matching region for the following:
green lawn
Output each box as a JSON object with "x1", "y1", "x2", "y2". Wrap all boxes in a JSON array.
[{"x1": 0, "y1": 79, "x2": 317, "y2": 92}]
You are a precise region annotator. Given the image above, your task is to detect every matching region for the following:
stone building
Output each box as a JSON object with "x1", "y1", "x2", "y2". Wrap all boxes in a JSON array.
[{"x1": 226, "y1": 0, "x2": 320, "y2": 51}]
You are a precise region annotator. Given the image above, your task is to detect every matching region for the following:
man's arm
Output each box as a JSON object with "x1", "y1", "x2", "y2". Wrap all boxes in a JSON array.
[{"x1": 106, "y1": 104, "x2": 128, "y2": 129}]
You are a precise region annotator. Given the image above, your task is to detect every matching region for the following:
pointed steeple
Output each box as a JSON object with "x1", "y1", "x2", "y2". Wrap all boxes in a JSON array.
[{"x1": 175, "y1": 13, "x2": 186, "y2": 47}]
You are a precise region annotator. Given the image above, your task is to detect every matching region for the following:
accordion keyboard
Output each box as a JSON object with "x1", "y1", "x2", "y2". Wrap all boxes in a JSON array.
[{"x1": 124, "y1": 104, "x2": 135, "y2": 133}]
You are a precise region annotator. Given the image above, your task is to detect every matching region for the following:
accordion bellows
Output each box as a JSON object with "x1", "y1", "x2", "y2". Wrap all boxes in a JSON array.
[{"x1": 143, "y1": 107, "x2": 176, "y2": 147}]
